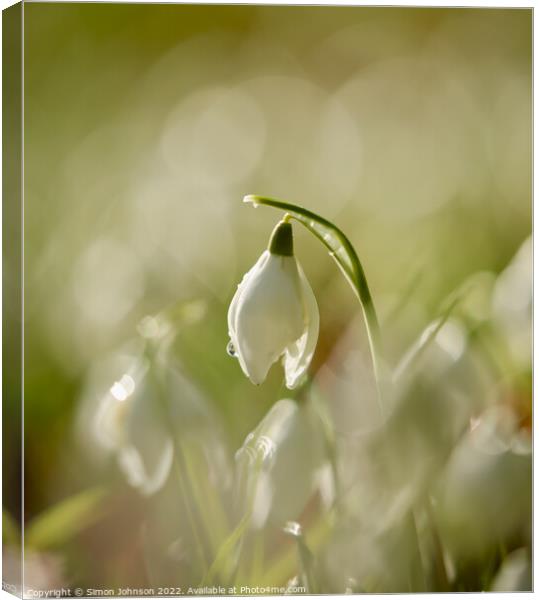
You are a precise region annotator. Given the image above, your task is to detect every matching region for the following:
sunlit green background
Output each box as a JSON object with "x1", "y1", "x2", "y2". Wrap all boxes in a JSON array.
[{"x1": 7, "y1": 4, "x2": 532, "y2": 594}]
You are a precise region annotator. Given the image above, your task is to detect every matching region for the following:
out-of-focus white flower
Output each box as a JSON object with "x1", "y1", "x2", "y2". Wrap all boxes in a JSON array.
[
  {"x1": 227, "y1": 220, "x2": 319, "y2": 389},
  {"x1": 433, "y1": 404, "x2": 531, "y2": 560},
  {"x1": 491, "y1": 548, "x2": 531, "y2": 592},
  {"x1": 93, "y1": 348, "x2": 216, "y2": 496},
  {"x1": 235, "y1": 398, "x2": 324, "y2": 529},
  {"x1": 492, "y1": 237, "x2": 531, "y2": 369},
  {"x1": 94, "y1": 357, "x2": 174, "y2": 496}
]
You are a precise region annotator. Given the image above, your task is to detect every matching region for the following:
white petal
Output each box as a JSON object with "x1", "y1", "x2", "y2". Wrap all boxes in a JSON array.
[
  {"x1": 124, "y1": 375, "x2": 173, "y2": 494},
  {"x1": 233, "y1": 254, "x2": 305, "y2": 384},
  {"x1": 283, "y1": 262, "x2": 319, "y2": 389},
  {"x1": 118, "y1": 440, "x2": 173, "y2": 496},
  {"x1": 228, "y1": 252, "x2": 269, "y2": 339},
  {"x1": 94, "y1": 361, "x2": 148, "y2": 451},
  {"x1": 228, "y1": 252, "x2": 270, "y2": 376}
]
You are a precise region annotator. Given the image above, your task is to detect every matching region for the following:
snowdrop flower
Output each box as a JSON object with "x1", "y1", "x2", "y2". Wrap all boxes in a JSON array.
[
  {"x1": 93, "y1": 347, "x2": 216, "y2": 495},
  {"x1": 228, "y1": 220, "x2": 319, "y2": 389},
  {"x1": 94, "y1": 357, "x2": 174, "y2": 496}
]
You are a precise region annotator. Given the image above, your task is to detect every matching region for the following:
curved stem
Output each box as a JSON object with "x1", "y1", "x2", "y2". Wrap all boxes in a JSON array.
[
  {"x1": 146, "y1": 351, "x2": 209, "y2": 572},
  {"x1": 244, "y1": 194, "x2": 385, "y2": 414}
]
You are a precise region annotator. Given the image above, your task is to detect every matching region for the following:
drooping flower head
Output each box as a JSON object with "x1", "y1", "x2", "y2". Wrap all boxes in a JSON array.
[{"x1": 228, "y1": 219, "x2": 319, "y2": 389}]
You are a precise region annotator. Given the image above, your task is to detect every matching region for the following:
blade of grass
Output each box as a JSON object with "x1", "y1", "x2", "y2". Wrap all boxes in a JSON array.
[
  {"x1": 260, "y1": 516, "x2": 332, "y2": 587},
  {"x1": 283, "y1": 521, "x2": 322, "y2": 593},
  {"x1": 2, "y1": 509, "x2": 20, "y2": 546},
  {"x1": 295, "y1": 533, "x2": 318, "y2": 593},
  {"x1": 150, "y1": 363, "x2": 209, "y2": 573},
  {"x1": 393, "y1": 295, "x2": 461, "y2": 382},
  {"x1": 181, "y1": 440, "x2": 230, "y2": 553},
  {"x1": 202, "y1": 450, "x2": 265, "y2": 586},
  {"x1": 25, "y1": 487, "x2": 107, "y2": 550},
  {"x1": 424, "y1": 497, "x2": 450, "y2": 591},
  {"x1": 201, "y1": 511, "x2": 252, "y2": 586},
  {"x1": 247, "y1": 532, "x2": 265, "y2": 586},
  {"x1": 382, "y1": 269, "x2": 423, "y2": 327}
]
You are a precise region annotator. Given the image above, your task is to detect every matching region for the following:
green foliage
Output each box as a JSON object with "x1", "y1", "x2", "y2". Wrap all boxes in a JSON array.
[
  {"x1": 25, "y1": 488, "x2": 107, "y2": 551},
  {"x1": 3, "y1": 509, "x2": 20, "y2": 546}
]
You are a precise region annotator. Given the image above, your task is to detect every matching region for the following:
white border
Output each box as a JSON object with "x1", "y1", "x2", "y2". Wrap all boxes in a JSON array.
[{"x1": 0, "y1": 2, "x2": 534, "y2": 599}]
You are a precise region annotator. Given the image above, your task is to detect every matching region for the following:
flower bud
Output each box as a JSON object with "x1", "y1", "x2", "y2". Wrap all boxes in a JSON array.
[{"x1": 227, "y1": 221, "x2": 319, "y2": 389}]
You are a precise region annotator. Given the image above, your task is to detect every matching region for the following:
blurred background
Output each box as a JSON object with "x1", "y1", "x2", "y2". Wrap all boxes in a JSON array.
[{"x1": 5, "y1": 4, "x2": 531, "y2": 594}]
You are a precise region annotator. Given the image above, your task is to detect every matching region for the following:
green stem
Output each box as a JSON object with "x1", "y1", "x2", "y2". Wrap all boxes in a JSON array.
[
  {"x1": 171, "y1": 451, "x2": 209, "y2": 571},
  {"x1": 148, "y1": 355, "x2": 209, "y2": 572},
  {"x1": 425, "y1": 497, "x2": 450, "y2": 591}
]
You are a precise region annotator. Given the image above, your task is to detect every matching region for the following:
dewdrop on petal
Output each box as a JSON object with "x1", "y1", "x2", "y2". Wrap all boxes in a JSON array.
[
  {"x1": 283, "y1": 520, "x2": 303, "y2": 537},
  {"x1": 227, "y1": 219, "x2": 319, "y2": 389}
]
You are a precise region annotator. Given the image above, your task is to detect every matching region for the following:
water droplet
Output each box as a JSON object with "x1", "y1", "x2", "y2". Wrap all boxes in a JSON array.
[
  {"x1": 227, "y1": 341, "x2": 237, "y2": 357},
  {"x1": 283, "y1": 521, "x2": 302, "y2": 537}
]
